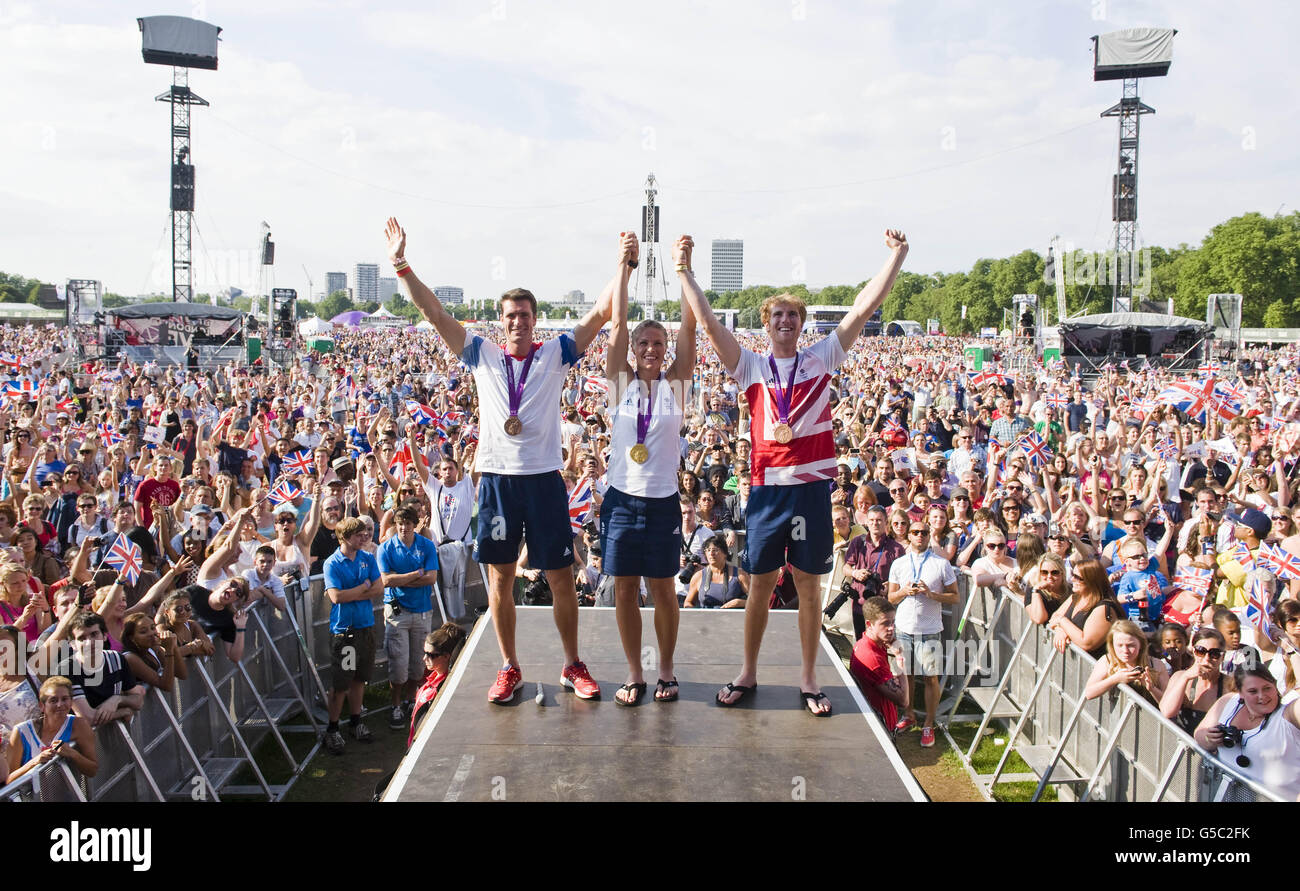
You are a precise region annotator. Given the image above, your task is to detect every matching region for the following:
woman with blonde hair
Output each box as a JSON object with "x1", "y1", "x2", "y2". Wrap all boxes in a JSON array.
[
  {"x1": 6, "y1": 676, "x2": 97, "y2": 782},
  {"x1": 1084, "y1": 619, "x2": 1168, "y2": 705}
]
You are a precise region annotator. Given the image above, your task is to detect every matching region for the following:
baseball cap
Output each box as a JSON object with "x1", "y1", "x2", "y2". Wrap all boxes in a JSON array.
[{"x1": 1238, "y1": 507, "x2": 1272, "y2": 540}]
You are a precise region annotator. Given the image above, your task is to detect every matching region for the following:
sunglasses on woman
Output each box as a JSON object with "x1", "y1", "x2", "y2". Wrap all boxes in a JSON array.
[{"x1": 1193, "y1": 646, "x2": 1224, "y2": 660}]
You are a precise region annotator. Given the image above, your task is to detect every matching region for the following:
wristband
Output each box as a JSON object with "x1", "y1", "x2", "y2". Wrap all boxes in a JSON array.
[
  {"x1": 675, "y1": 264, "x2": 692, "y2": 273},
  {"x1": 235, "y1": 628, "x2": 246, "y2": 633},
  {"x1": 396, "y1": 265, "x2": 411, "y2": 278}
]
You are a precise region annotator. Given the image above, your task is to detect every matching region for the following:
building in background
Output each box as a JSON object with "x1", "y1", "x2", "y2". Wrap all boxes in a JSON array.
[
  {"x1": 434, "y1": 286, "x2": 464, "y2": 305},
  {"x1": 711, "y1": 239, "x2": 743, "y2": 293},
  {"x1": 325, "y1": 271, "x2": 347, "y2": 296},
  {"x1": 378, "y1": 276, "x2": 398, "y2": 301},
  {"x1": 352, "y1": 263, "x2": 379, "y2": 304}
]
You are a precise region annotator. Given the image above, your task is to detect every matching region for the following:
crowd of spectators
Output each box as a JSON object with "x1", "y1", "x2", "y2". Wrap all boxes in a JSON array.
[{"x1": 0, "y1": 304, "x2": 1297, "y2": 797}]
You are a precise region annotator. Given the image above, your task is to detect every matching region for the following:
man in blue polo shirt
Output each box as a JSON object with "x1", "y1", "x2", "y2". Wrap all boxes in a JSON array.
[
  {"x1": 322, "y1": 516, "x2": 383, "y2": 755},
  {"x1": 377, "y1": 505, "x2": 440, "y2": 730}
]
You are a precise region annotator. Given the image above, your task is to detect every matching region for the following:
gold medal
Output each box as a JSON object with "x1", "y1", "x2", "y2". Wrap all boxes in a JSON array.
[
  {"x1": 629, "y1": 443, "x2": 649, "y2": 464},
  {"x1": 773, "y1": 423, "x2": 793, "y2": 444},
  {"x1": 504, "y1": 416, "x2": 523, "y2": 436}
]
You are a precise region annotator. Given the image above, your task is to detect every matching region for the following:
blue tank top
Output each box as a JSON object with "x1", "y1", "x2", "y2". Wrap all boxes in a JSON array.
[{"x1": 16, "y1": 714, "x2": 75, "y2": 764}]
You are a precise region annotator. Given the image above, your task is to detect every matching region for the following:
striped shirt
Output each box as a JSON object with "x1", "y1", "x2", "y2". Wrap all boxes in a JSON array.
[{"x1": 731, "y1": 336, "x2": 845, "y2": 486}]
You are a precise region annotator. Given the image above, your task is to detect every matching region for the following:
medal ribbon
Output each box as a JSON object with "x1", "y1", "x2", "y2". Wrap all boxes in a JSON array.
[
  {"x1": 503, "y1": 344, "x2": 538, "y2": 418},
  {"x1": 767, "y1": 354, "x2": 801, "y2": 429},
  {"x1": 635, "y1": 375, "x2": 657, "y2": 445}
]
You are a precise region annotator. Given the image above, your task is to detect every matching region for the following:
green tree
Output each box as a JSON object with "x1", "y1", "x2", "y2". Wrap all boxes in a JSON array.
[
  {"x1": 1171, "y1": 211, "x2": 1300, "y2": 326},
  {"x1": 317, "y1": 289, "x2": 354, "y2": 321}
]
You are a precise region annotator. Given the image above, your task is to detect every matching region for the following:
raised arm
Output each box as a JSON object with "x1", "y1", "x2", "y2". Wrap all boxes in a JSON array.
[
  {"x1": 676, "y1": 235, "x2": 742, "y2": 373},
  {"x1": 385, "y1": 217, "x2": 467, "y2": 356},
  {"x1": 836, "y1": 230, "x2": 909, "y2": 352},
  {"x1": 605, "y1": 232, "x2": 638, "y2": 383},
  {"x1": 667, "y1": 237, "x2": 699, "y2": 384}
]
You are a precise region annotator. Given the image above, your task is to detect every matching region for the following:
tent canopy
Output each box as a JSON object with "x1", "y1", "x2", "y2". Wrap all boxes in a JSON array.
[
  {"x1": 1059, "y1": 312, "x2": 1210, "y2": 333},
  {"x1": 1059, "y1": 312, "x2": 1210, "y2": 370},
  {"x1": 330, "y1": 310, "x2": 370, "y2": 327},
  {"x1": 108, "y1": 303, "x2": 243, "y2": 321},
  {"x1": 298, "y1": 316, "x2": 332, "y2": 336}
]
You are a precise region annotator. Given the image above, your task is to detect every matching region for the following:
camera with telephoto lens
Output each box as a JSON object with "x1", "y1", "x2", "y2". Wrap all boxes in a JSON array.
[
  {"x1": 824, "y1": 571, "x2": 882, "y2": 618},
  {"x1": 1216, "y1": 724, "x2": 1245, "y2": 748},
  {"x1": 678, "y1": 554, "x2": 702, "y2": 585}
]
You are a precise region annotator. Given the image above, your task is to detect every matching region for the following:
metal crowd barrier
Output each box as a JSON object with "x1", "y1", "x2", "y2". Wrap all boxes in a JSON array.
[
  {"x1": 0, "y1": 578, "x2": 323, "y2": 802},
  {"x1": 940, "y1": 581, "x2": 1285, "y2": 802}
]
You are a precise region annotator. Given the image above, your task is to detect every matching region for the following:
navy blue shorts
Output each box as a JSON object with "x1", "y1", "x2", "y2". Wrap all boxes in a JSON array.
[
  {"x1": 474, "y1": 472, "x2": 575, "y2": 571},
  {"x1": 599, "y1": 487, "x2": 681, "y2": 579},
  {"x1": 744, "y1": 480, "x2": 834, "y2": 576}
]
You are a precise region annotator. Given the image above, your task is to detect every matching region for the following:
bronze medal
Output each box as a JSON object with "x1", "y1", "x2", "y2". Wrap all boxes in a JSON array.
[
  {"x1": 504, "y1": 415, "x2": 523, "y2": 436},
  {"x1": 629, "y1": 443, "x2": 649, "y2": 464},
  {"x1": 773, "y1": 422, "x2": 793, "y2": 444}
]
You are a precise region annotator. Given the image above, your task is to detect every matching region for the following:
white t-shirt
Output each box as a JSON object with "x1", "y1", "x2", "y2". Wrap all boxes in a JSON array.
[
  {"x1": 606, "y1": 373, "x2": 686, "y2": 499},
  {"x1": 424, "y1": 475, "x2": 475, "y2": 544},
  {"x1": 463, "y1": 334, "x2": 580, "y2": 475},
  {"x1": 889, "y1": 549, "x2": 957, "y2": 636}
]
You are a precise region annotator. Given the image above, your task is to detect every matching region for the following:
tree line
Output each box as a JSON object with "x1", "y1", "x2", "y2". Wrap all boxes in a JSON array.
[{"x1": 4, "y1": 211, "x2": 1296, "y2": 331}]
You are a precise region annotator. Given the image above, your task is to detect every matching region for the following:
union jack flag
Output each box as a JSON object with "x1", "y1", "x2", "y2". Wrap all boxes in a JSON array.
[
  {"x1": 1257, "y1": 542, "x2": 1300, "y2": 582},
  {"x1": 1244, "y1": 577, "x2": 1271, "y2": 636},
  {"x1": 1043, "y1": 392, "x2": 1069, "y2": 409},
  {"x1": 388, "y1": 440, "x2": 429, "y2": 482},
  {"x1": 55, "y1": 395, "x2": 75, "y2": 414},
  {"x1": 97, "y1": 423, "x2": 124, "y2": 447},
  {"x1": 1173, "y1": 566, "x2": 1214, "y2": 596},
  {"x1": 0, "y1": 380, "x2": 33, "y2": 403},
  {"x1": 1210, "y1": 382, "x2": 1244, "y2": 420},
  {"x1": 1019, "y1": 431, "x2": 1053, "y2": 468},
  {"x1": 1154, "y1": 438, "x2": 1179, "y2": 460},
  {"x1": 103, "y1": 533, "x2": 143, "y2": 585},
  {"x1": 1156, "y1": 378, "x2": 1217, "y2": 424},
  {"x1": 968, "y1": 370, "x2": 1011, "y2": 389},
  {"x1": 583, "y1": 376, "x2": 609, "y2": 396},
  {"x1": 333, "y1": 374, "x2": 359, "y2": 401},
  {"x1": 883, "y1": 416, "x2": 907, "y2": 438},
  {"x1": 1129, "y1": 398, "x2": 1155, "y2": 420},
  {"x1": 406, "y1": 400, "x2": 437, "y2": 426},
  {"x1": 268, "y1": 478, "x2": 302, "y2": 506},
  {"x1": 1227, "y1": 540, "x2": 1255, "y2": 571},
  {"x1": 282, "y1": 449, "x2": 315, "y2": 476},
  {"x1": 1198, "y1": 362, "x2": 1222, "y2": 377},
  {"x1": 568, "y1": 477, "x2": 593, "y2": 535},
  {"x1": 0, "y1": 353, "x2": 22, "y2": 369}
]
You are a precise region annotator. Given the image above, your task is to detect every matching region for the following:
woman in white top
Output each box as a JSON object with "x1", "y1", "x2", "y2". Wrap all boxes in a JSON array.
[
  {"x1": 1196, "y1": 664, "x2": 1300, "y2": 801},
  {"x1": 600, "y1": 233, "x2": 696, "y2": 706}
]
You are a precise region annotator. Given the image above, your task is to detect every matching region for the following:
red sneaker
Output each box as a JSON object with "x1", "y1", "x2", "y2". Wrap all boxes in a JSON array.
[
  {"x1": 488, "y1": 665, "x2": 523, "y2": 703},
  {"x1": 560, "y1": 661, "x2": 601, "y2": 699},
  {"x1": 920, "y1": 727, "x2": 936, "y2": 748}
]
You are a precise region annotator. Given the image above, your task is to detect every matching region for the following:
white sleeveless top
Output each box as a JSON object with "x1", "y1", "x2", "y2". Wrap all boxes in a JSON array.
[{"x1": 605, "y1": 373, "x2": 686, "y2": 499}]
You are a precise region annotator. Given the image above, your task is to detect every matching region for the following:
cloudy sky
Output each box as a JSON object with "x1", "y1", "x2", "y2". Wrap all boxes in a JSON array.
[{"x1": 2, "y1": 1, "x2": 1295, "y2": 305}]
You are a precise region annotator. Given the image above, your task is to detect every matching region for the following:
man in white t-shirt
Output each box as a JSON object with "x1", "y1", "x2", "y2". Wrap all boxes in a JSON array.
[
  {"x1": 887, "y1": 521, "x2": 958, "y2": 747},
  {"x1": 417, "y1": 455, "x2": 477, "y2": 621},
  {"x1": 385, "y1": 216, "x2": 613, "y2": 704}
]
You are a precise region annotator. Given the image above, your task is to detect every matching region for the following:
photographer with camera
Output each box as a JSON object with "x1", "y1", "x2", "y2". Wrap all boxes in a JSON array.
[
  {"x1": 887, "y1": 521, "x2": 958, "y2": 747},
  {"x1": 1194, "y1": 663, "x2": 1300, "y2": 800},
  {"x1": 835, "y1": 505, "x2": 903, "y2": 641}
]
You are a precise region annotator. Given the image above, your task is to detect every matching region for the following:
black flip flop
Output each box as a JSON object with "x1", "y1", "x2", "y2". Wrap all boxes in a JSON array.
[
  {"x1": 615, "y1": 682, "x2": 647, "y2": 707},
  {"x1": 654, "y1": 678, "x2": 679, "y2": 702},
  {"x1": 800, "y1": 691, "x2": 832, "y2": 717},
  {"x1": 715, "y1": 683, "x2": 756, "y2": 707}
]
